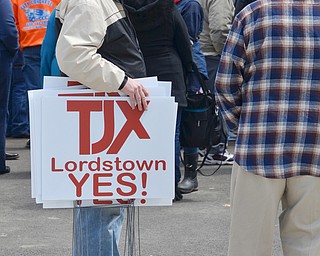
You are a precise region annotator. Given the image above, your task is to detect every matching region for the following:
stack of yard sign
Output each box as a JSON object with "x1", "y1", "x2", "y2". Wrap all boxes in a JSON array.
[{"x1": 29, "y1": 76, "x2": 176, "y2": 208}]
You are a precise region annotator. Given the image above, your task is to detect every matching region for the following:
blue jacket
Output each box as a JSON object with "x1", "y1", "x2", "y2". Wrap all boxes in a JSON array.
[
  {"x1": 0, "y1": 0, "x2": 19, "y2": 54},
  {"x1": 40, "y1": 8, "x2": 60, "y2": 85},
  {"x1": 176, "y1": 0, "x2": 208, "y2": 80}
]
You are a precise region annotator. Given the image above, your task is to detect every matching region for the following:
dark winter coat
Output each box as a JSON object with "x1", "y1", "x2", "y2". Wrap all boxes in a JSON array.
[
  {"x1": 123, "y1": 0, "x2": 193, "y2": 106},
  {"x1": 234, "y1": 0, "x2": 256, "y2": 15},
  {"x1": 0, "y1": 0, "x2": 19, "y2": 54}
]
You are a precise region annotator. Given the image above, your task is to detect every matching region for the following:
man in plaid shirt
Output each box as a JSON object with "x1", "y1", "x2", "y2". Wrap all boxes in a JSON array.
[{"x1": 215, "y1": 0, "x2": 320, "y2": 255}]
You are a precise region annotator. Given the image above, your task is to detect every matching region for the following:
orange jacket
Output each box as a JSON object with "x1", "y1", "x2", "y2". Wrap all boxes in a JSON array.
[{"x1": 11, "y1": 0, "x2": 60, "y2": 50}]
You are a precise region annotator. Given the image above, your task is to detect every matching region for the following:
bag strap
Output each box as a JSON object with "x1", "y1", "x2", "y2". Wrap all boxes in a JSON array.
[
  {"x1": 196, "y1": 142, "x2": 227, "y2": 176},
  {"x1": 190, "y1": 62, "x2": 211, "y2": 95},
  {"x1": 179, "y1": 141, "x2": 227, "y2": 177}
]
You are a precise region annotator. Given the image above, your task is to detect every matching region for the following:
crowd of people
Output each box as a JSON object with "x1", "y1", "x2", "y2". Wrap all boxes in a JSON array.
[{"x1": 2, "y1": 0, "x2": 320, "y2": 255}]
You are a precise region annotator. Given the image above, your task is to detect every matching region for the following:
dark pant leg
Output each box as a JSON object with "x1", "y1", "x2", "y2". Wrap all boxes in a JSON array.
[
  {"x1": 175, "y1": 107, "x2": 183, "y2": 185},
  {"x1": 204, "y1": 55, "x2": 220, "y2": 93},
  {"x1": 22, "y1": 46, "x2": 41, "y2": 131},
  {"x1": 0, "y1": 50, "x2": 14, "y2": 169},
  {"x1": 7, "y1": 50, "x2": 29, "y2": 136}
]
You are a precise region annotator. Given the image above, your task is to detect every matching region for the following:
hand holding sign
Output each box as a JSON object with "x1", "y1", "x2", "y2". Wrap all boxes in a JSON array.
[{"x1": 120, "y1": 77, "x2": 149, "y2": 111}]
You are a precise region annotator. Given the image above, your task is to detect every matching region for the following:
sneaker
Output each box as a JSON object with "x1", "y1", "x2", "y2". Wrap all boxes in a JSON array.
[{"x1": 199, "y1": 149, "x2": 234, "y2": 165}]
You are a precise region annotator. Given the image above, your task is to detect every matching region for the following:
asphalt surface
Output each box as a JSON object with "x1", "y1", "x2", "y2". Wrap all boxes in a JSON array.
[{"x1": 0, "y1": 138, "x2": 284, "y2": 256}]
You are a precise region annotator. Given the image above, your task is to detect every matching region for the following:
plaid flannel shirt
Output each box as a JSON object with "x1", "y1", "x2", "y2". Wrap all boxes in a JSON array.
[{"x1": 215, "y1": 0, "x2": 320, "y2": 178}]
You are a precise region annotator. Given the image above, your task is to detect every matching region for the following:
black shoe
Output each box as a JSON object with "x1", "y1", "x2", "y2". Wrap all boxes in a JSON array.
[
  {"x1": 0, "y1": 166, "x2": 10, "y2": 175},
  {"x1": 26, "y1": 139, "x2": 30, "y2": 149},
  {"x1": 12, "y1": 132, "x2": 30, "y2": 139},
  {"x1": 6, "y1": 152, "x2": 20, "y2": 160},
  {"x1": 173, "y1": 185, "x2": 183, "y2": 202}
]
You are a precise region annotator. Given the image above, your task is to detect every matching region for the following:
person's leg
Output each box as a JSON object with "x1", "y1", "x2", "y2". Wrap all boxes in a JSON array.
[
  {"x1": 178, "y1": 147, "x2": 198, "y2": 193},
  {"x1": 280, "y1": 175, "x2": 320, "y2": 256},
  {"x1": 174, "y1": 107, "x2": 183, "y2": 201},
  {"x1": 228, "y1": 163, "x2": 285, "y2": 256},
  {"x1": 22, "y1": 46, "x2": 42, "y2": 91},
  {"x1": 0, "y1": 50, "x2": 13, "y2": 173},
  {"x1": 22, "y1": 46, "x2": 41, "y2": 134},
  {"x1": 175, "y1": 108, "x2": 183, "y2": 185},
  {"x1": 8, "y1": 50, "x2": 29, "y2": 137},
  {"x1": 202, "y1": 55, "x2": 233, "y2": 164},
  {"x1": 73, "y1": 206, "x2": 124, "y2": 256}
]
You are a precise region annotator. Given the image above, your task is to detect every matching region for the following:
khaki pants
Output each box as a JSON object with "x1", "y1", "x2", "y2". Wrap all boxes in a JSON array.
[{"x1": 228, "y1": 163, "x2": 320, "y2": 256}]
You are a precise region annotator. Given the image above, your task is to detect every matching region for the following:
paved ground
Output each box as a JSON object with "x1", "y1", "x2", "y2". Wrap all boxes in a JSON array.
[{"x1": 0, "y1": 138, "x2": 283, "y2": 256}]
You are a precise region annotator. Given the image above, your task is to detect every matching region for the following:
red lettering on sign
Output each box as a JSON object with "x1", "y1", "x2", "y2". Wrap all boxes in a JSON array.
[
  {"x1": 116, "y1": 173, "x2": 137, "y2": 196},
  {"x1": 93, "y1": 173, "x2": 113, "y2": 197},
  {"x1": 68, "y1": 173, "x2": 90, "y2": 197},
  {"x1": 107, "y1": 101, "x2": 150, "y2": 154},
  {"x1": 67, "y1": 100, "x2": 102, "y2": 155},
  {"x1": 92, "y1": 101, "x2": 114, "y2": 154},
  {"x1": 51, "y1": 157, "x2": 63, "y2": 172},
  {"x1": 67, "y1": 100, "x2": 151, "y2": 155}
]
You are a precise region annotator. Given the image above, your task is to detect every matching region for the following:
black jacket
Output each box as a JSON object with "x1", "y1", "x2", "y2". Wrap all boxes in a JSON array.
[
  {"x1": 123, "y1": 0, "x2": 193, "y2": 106},
  {"x1": 234, "y1": 0, "x2": 256, "y2": 16}
]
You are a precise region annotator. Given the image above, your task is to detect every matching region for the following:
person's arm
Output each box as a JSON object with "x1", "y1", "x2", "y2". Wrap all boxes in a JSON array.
[
  {"x1": 0, "y1": 0, "x2": 19, "y2": 54},
  {"x1": 41, "y1": 9, "x2": 57, "y2": 83},
  {"x1": 207, "y1": 0, "x2": 234, "y2": 55},
  {"x1": 215, "y1": 18, "x2": 245, "y2": 131},
  {"x1": 179, "y1": 1, "x2": 204, "y2": 42},
  {"x1": 56, "y1": 2, "x2": 148, "y2": 110},
  {"x1": 56, "y1": 2, "x2": 126, "y2": 92}
]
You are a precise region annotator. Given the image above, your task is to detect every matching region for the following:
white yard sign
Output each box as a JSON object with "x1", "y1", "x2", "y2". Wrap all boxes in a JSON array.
[{"x1": 29, "y1": 77, "x2": 177, "y2": 208}]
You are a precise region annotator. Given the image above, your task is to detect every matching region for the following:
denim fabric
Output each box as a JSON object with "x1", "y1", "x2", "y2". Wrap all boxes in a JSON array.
[
  {"x1": 192, "y1": 41, "x2": 208, "y2": 79},
  {"x1": 184, "y1": 147, "x2": 198, "y2": 155},
  {"x1": 73, "y1": 206, "x2": 124, "y2": 256},
  {"x1": 22, "y1": 46, "x2": 42, "y2": 91},
  {"x1": 176, "y1": 0, "x2": 208, "y2": 79},
  {"x1": 7, "y1": 50, "x2": 29, "y2": 137},
  {"x1": 0, "y1": 50, "x2": 14, "y2": 170},
  {"x1": 22, "y1": 45, "x2": 42, "y2": 132}
]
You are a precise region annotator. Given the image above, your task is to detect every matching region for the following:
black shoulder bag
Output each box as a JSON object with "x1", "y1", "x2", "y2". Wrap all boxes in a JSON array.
[{"x1": 180, "y1": 63, "x2": 228, "y2": 175}]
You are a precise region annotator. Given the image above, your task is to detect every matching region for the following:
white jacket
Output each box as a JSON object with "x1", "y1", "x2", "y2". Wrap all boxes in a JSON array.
[{"x1": 56, "y1": 0, "x2": 146, "y2": 91}]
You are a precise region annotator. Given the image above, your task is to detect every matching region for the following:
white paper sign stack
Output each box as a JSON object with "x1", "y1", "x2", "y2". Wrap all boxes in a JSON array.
[{"x1": 29, "y1": 76, "x2": 177, "y2": 208}]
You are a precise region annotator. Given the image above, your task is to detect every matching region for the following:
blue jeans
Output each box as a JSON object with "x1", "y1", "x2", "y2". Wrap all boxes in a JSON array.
[
  {"x1": 0, "y1": 50, "x2": 14, "y2": 170},
  {"x1": 73, "y1": 206, "x2": 124, "y2": 256},
  {"x1": 22, "y1": 46, "x2": 42, "y2": 131},
  {"x1": 182, "y1": 90, "x2": 198, "y2": 157},
  {"x1": 22, "y1": 46, "x2": 42, "y2": 91},
  {"x1": 7, "y1": 50, "x2": 29, "y2": 136}
]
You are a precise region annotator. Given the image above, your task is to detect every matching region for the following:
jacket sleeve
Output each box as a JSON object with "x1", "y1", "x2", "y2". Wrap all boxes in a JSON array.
[
  {"x1": 173, "y1": 7, "x2": 193, "y2": 73},
  {"x1": 0, "y1": 0, "x2": 19, "y2": 54},
  {"x1": 215, "y1": 18, "x2": 245, "y2": 131},
  {"x1": 207, "y1": 0, "x2": 234, "y2": 55},
  {"x1": 41, "y1": 8, "x2": 57, "y2": 83},
  {"x1": 180, "y1": 1, "x2": 204, "y2": 42},
  {"x1": 56, "y1": 2, "x2": 125, "y2": 92}
]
